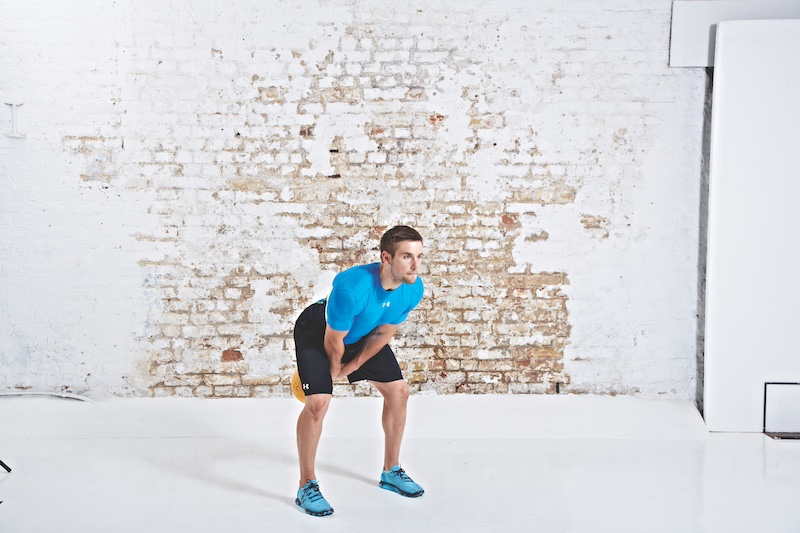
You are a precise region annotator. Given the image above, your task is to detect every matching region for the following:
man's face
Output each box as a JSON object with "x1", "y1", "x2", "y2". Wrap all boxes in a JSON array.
[{"x1": 384, "y1": 240, "x2": 424, "y2": 285}]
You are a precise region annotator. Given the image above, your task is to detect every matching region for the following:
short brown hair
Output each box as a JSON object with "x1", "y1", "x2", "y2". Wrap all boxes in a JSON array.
[{"x1": 380, "y1": 225, "x2": 423, "y2": 256}]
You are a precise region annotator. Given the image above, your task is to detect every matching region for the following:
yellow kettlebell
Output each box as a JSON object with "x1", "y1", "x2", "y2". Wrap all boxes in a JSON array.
[{"x1": 291, "y1": 369, "x2": 306, "y2": 403}]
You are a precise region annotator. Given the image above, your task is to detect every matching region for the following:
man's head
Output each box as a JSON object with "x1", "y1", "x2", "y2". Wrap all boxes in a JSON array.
[
  {"x1": 379, "y1": 225, "x2": 424, "y2": 287},
  {"x1": 380, "y1": 225, "x2": 423, "y2": 257}
]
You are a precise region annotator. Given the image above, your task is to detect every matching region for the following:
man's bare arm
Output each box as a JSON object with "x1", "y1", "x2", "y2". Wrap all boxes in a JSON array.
[
  {"x1": 324, "y1": 325, "x2": 348, "y2": 379},
  {"x1": 336, "y1": 323, "x2": 399, "y2": 379}
]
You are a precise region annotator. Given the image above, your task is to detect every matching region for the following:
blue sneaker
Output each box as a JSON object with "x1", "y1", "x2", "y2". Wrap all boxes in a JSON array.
[
  {"x1": 379, "y1": 465, "x2": 424, "y2": 497},
  {"x1": 295, "y1": 480, "x2": 334, "y2": 516}
]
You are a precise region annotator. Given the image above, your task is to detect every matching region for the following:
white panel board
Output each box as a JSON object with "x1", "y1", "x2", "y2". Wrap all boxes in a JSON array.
[
  {"x1": 704, "y1": 20, "x2": 800, "y2": 431},
  {"x1": 765, "y1": 383, "x2": 800, "y2": 433},
  {"x1": 670, "y1": 1, "x2": 800, "y2": 67}
]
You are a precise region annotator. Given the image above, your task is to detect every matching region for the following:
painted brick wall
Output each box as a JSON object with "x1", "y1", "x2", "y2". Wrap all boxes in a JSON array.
[{"x1": 0, "y1": 0, "x2": 706, "y2": 399}]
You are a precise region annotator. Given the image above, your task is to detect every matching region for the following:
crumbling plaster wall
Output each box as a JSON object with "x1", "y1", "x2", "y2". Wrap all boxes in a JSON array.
[{"x1": 0, "y1": 0, "x2": 705, "y2": 399}]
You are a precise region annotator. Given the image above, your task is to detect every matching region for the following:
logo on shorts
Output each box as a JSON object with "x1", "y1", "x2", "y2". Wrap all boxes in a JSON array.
[{"x1": 303, "y1": 383, "x2": 309, "y2": 390}]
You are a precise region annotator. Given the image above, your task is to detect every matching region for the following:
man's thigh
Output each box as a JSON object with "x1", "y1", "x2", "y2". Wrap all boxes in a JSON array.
[{"x1": 294, "y1": 302, "x2": 333, "y2": 396}]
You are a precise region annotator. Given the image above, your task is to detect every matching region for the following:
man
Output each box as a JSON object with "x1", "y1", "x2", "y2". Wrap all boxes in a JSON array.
[{"x1": 293, "y1": 225, "x2": 425, "y2": 517}]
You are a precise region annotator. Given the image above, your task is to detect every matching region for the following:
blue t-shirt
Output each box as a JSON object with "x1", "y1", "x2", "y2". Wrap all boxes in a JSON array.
[{"x1": 325, "y1": 263, "x2": 424, "y2": 345}]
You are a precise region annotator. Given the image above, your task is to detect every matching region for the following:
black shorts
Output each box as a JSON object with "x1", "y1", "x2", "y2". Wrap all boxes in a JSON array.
[{"x1": 294, "y1": 301, "x2": 403, "y2": 396}]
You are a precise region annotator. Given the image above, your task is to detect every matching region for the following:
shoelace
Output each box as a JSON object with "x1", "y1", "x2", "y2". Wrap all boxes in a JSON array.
[
  {"x1": 302, "y1": 482, "x2": 324, "y2": 502},
  {"x1": 392, "y1": 468, "x2": 412, "y2": 482}
]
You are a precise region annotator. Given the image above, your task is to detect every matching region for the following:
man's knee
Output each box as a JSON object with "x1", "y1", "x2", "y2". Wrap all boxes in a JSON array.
[
  {"x1": 303, "y1": 393, "x2": 332, "y2": 421},
  {"x1": 381, "y1": 380, "x2": 410, "y2": 403}
]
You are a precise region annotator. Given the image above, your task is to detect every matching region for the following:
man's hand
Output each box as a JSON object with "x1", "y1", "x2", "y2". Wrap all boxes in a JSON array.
[
  {"x1": 329, "y1": 361, "x2": 344, "y2": 380},
  {"x1": 335, "y1": 356, "x2": 362, "y2": 380}
]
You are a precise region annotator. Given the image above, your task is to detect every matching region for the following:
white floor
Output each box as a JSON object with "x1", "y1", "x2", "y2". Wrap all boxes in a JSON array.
[{"x1": 1, "y1": 394, "x2": 799, "y2": 533}]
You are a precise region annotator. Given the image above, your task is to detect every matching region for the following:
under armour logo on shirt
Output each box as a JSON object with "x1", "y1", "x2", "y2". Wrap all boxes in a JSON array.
[{"x1": 382, "y1": 301, "x2": 391, "y2": 308}]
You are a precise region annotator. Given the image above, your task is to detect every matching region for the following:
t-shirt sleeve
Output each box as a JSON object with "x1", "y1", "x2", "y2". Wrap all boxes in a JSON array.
[{"x1": 325, "y1": 287, "x2": 358, "y2": 332}]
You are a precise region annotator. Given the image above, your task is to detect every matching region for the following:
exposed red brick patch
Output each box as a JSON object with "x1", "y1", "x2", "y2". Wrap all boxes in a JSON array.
[{"x1": 221, "y1": 349, "x2": 243, "y2": 362}]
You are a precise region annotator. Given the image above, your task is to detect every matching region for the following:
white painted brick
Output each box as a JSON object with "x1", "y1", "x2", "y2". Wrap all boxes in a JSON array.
[
  {"x1": 363, "y1": 88, "x2": 383, "y2": 100},
  {"x1": 413, "y1": 50, "x2": 450, "y2": 63},
  {"x1": 224, "y1": 288, "x2": 242, "y2": 300},
  {"x1": 343, "y1": 50, "x2": 371, "y2": 62},
  {"x1": 416, "y1": 37, "x2": 437, "y2": 50},
  {"x1": 367, "y1": 152, "x2": 387, "y2": 164},
  {"x1": 340, "y1": 35, "x2": 359, "y2": 51},
  {"x1": 348, "y1": 152, "x2": 366, "y2": 164},
  {"x1": 345, "y1": 62, "x2": 363, "y2": 76},
  {"x1": 361, "y1": 62, "x2": 381, "y2": 75},
  {"x1": 377, "y1": 38, "x2": 398, "y2": 50},
  {"x1": 374, "y1": 51, "x2": 410, "y2": 62}
]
